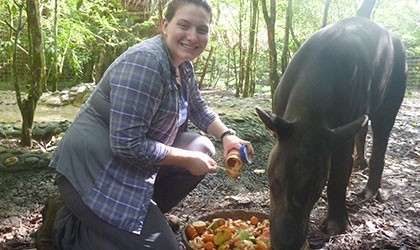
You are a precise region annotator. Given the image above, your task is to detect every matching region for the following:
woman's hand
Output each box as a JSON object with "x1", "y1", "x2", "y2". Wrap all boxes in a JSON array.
[
  {"x1": 185, "y1": 151, "x2": 218, "y2": 176},
  {"x1": 222, "y1": 134, "x2": 254, "y2": 160},
  {"x1": 206, "y1": 120, "x2": 254, "y2": 161},
  {"x1": 158, "y1": 147, "x2": 217, "y2": 175}
]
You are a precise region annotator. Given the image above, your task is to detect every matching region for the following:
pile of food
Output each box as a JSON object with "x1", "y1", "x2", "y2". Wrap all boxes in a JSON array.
[{"x1": 184, "y1": 215, "x2": 270, "y2": 250}]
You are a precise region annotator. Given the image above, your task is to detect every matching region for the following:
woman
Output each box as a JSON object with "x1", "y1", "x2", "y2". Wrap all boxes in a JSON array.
[{"x1": 49, "y1": 0, "x2": 254, "y2": 249}]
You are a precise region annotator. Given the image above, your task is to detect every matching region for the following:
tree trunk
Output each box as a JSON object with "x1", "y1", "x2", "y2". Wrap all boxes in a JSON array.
[
  {"x1": 232, "y1": 44, "x2": 238, "y2": 91},
  {"x1": 83, "y1": 55, "x2": 96, "y2": 83},
  {"x1": 20, "y1": 99, "x2": 36, "y2": 146},
  {"x1": 21, "y1": 0, "x2": 46, "y2": 147},
  {"x1": 95, "y1": 48, "x2": 114, "y2": 83},
  {"x1": 281, "y1": 0, "x2": 293, "y2": 74},
  {"x1": 12, "y1": 3, "x2": 25, "y2": 120},
  {"x1": 199, "y1": 46, "x2": 214, "y2": 90},
  {"x1": 322, "y1": 0, "x2": 332, "y2": 27},
  {"x1": 225, "y1": 49, "x2": 232, "y2": 89},
  {"x1": 357, "y1": 0, "x2": 377, "y2": 19},
  {"x1": 250, "y1": 2, "x2": 260, "y2": 97},
  {"x1": 243, "y1": 0, "x2": 258, "y2": 98},
  {"x1": 50, "y1": 0, "x2": 59, "y2": 91},
  {"x1": 236, "y1": 0, "x2": 245, "y2": 97},
  {"x1": 261, "y1": 0, "x2": 280, "y2": 99}
]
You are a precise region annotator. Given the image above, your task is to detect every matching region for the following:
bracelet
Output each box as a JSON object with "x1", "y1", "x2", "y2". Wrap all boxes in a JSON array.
[{"x1": 220, "y1": 129, "x2": 236, "y2": 141}]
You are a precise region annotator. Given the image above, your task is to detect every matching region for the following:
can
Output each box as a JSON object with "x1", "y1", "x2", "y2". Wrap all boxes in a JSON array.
[{"x1": 239, "y1": 144, "x2": 252, "y2": 164}]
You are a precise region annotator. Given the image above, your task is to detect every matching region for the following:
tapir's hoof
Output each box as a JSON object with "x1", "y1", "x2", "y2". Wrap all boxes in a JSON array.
[
  {"x1": 321, "y1": 217, "x2": 349, "y2": 236},
  {"x1": 358, "y1": 187, "x2": 381, "y2": 202}
]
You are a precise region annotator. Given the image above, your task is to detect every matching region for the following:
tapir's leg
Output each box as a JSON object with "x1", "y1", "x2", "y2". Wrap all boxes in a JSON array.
[
  {"x1": 361, "y1": 101, "x2": 402, "y2": 200},
  {"x1": 353, "y1": 124, "x2": 369, "y2": 170},
  {"x1": 322, "y1": 141, "x2": 354, "y2": 235},
  {"x1": 361, "y1": 37, "x2": 407, "y2": 201}
]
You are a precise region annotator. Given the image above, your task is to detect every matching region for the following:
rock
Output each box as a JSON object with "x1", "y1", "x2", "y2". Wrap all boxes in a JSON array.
[
  {"x1": 24, "y1": 156, "x2": 40, "y2": 165},
  {"x1": 39, "y1": 82, "x2": 95, "y2": 107},
  {"x1": 3, "y1": 156, "x2": 20, "y2": 166},
  {"x1": 45, "y1": 96, "x2": 62, "y2": 106},
  {"x1": 0, "y1": 216, "x2": 21, "y2": 227}
]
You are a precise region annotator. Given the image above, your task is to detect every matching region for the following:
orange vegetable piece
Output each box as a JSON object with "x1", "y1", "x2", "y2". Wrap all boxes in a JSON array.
[
  {"x1": 256, "y1": 240, "x2": 269, "y2": 250},
  {"x1": 201, "y1": 233, "x2": 214, "y2": 243},
  {"x1": 192, "y1": 220, "x2": 207, "y2": 234},
  {"x1": 204, "y1": 241, "x2": 216, "y2": 250},
  {"x1": 250, "y1": 216, "x2": 259, "y2": 225},
  {"x1": 185, "y1": 224, "x2": 198, "y2": 240}
]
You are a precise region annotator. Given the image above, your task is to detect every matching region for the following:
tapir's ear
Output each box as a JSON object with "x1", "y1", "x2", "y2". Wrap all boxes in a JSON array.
[
  {"x1": 255, "y1": 106, "x2": 292, "y2": 138},
  {"x1": 329, "y1": 115, "x2": 369, "y2": 147},
  {"x1": 255, "y1": 106, "x2": 276, "y2": 131}
]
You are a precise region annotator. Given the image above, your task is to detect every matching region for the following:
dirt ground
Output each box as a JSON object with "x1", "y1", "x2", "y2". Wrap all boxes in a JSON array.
[{"x1": 0, "y1": 88, "x2": 419, "y2": 249}]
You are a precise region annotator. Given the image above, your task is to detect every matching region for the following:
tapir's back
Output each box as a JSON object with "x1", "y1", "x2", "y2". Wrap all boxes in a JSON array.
[{"x1": 274, "y1": 17, "x2": 407, "y2": 125}]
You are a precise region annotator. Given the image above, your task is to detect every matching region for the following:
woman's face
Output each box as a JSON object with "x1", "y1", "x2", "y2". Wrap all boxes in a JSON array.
[{"x1": 162, "y1": 3, "x2": 211, "y2": 66}]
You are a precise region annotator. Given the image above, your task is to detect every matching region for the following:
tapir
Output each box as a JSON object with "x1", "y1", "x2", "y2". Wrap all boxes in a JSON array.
[{"x1": 256, "y1": 17, "x2": 407, "y2": 249}]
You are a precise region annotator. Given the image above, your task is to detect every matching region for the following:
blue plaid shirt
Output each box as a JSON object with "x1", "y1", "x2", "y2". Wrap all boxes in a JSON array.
[{"x1": 50, "y1": 35, "x2": 217, "y2": 234}]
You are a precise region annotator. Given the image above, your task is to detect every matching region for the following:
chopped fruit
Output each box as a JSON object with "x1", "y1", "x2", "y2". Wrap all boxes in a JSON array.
[
  {"x1": 185, "y1": 224, "x2": 198, "y2": 240},
  {"x1": 186, "y1": 215, "x2": 270, "y2": 249},
  {"x1": 192, "y1": 220, "x2": 207, "y2": 234},
  {"x1": 250, "y1": 216, "x2": 259, "y2": 225}
]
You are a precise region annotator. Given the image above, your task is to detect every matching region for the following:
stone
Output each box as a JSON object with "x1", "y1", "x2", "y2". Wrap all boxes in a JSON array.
[
  {"x1": 4, "y1": 156, "x2": 20, "y2": 166},
  {"x1": 45, "y1": 96, "x2": 62, "y2": 107},
  {"x1": 24, "y1": 156, "x2": 40, "y2": 165}
]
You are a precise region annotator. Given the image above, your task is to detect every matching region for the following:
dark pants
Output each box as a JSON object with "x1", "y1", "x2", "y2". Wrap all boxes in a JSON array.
[
  {"x1": 53, "y1": 132, "x2": 215, "y2": 250},
  {"x1": 153, "y1": 131, "x2": 215, "y2": 213}
]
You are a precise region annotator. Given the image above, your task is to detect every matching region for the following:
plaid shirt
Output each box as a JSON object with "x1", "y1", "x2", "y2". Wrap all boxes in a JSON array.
[{"x1": 50, "y1": 35, "x2": 217, "y2": 234}]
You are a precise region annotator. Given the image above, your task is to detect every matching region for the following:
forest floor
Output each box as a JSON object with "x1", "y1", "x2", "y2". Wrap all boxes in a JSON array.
[{"x1": 0, "y1": 88, "x2": 419, "y2": 250}]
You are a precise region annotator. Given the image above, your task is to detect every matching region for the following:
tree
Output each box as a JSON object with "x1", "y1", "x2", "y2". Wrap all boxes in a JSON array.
[
  {"x1": 261, "y1": 0, "x2": 280, "y2": 98},
  {"x1": 17, "y1": 0, "x2": 46, "y2": 146},
  {"x1": 198, "y1": 46, "x2": 214, "y2": 90},
  {"x1": 50, "y1": 0, "x2": 59, "y2": 91},
  {"x1": 281, "y1": 0, "x2": 293, "y2": 74},
  {"x1": 236, "y1": 0, "x2": 245, "y2": 97},
  {"x1": 322, "y1": 0, "x2": 332, "y2": 27},
  {"x1": 243, "y1": 0, "x2": 258, "y2": 97},
  {"x1": 357, "y1": 0, "x2": 377, "y2": 18}
]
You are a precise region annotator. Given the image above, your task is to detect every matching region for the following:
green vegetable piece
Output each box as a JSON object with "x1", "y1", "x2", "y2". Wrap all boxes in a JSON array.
[
  {"x1": 213, "y1": 229, "x2": 232, "y2": 246},
  {"x1": 236, "y1": 231, "x2": 250, "y2": 241},
  {"x1": 206, "y1": 218, "x2": 225, "y2": 231}
]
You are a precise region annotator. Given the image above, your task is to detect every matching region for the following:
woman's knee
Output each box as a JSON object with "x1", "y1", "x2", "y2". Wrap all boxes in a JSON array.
[
  {"x1": 174, "y1": 132, "x2": 215, "y2": 156},
  {"x1": 192, "y1": 135, "x2": 215, "y2": 156}
]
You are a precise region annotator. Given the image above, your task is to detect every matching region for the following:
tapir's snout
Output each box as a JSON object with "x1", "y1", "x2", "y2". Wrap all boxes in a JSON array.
[{"x1": 270, "y1": 211, "x2": 309, "y2": 250}]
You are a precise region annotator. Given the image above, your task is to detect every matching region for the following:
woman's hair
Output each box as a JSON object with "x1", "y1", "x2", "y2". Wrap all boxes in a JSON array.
[{"x1": 165, "y1": 0, "x2": 212, "y2": 22}]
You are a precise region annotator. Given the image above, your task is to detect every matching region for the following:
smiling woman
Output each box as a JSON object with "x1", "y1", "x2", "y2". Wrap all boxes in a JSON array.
[
  {"x1": 162, "y1": 0, "x2": 212, "y2": 66},
  {"x1": 37, "y1": 0, "x2": 255, "y2": 249}
]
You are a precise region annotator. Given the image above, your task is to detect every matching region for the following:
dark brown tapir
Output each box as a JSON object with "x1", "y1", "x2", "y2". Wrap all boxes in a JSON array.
[{"x1": 256, "y1": 17, "x2": 407, "y2": 249}]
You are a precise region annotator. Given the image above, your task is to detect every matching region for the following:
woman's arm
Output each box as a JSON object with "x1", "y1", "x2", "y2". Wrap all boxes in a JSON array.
[{"x1": 207, "y1": 119, "x2": 254, "y2": 159}]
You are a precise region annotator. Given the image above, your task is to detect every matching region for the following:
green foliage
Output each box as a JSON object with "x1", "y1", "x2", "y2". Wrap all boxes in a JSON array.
[
  {"x1": 0, "y1": 81, "x2": 15, "y2": 91},
  {"x1": 49, "y1": 0, "x2": 155, "y2": 83},
  {"x1": 0, "y1": 0, "x2": 418, "y2": 91},
  {"x1": 374, "y1": 1, "x2": 420, "y2": 56},
  {"x1": 0, "y1": 0, "x2": 158, "y2": 90}
]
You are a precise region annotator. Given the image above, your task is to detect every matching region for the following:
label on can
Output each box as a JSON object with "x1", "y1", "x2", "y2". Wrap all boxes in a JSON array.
[{"x1": 239, "y1": 144, "x2": 252, "y2": 164}]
